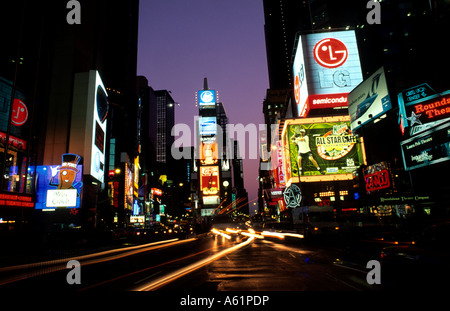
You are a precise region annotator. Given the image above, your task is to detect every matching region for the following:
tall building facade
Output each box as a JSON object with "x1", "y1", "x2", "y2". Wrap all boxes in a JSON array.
[
  {"x1": 0, "y1": 0, "x2": 140, "y2": 233},
  {"x1": 155, "y1": 90, "x2": 175, "y2": 166},
  {"x1": 192, "y1": 78, "x2": 247, "y2": 219}
]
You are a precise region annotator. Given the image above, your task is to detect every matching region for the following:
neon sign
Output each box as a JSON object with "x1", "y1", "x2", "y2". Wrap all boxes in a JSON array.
[
  {"x1": 365, "y1": 169, "x2": 390, "y2": 192},
  {"x1": 411, "y1": 94, "x2": 450, "y2": 120}
]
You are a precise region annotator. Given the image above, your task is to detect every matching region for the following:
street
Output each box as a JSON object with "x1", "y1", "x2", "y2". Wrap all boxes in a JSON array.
[{"x1": 0, "y1": 230, "x2": 388, "y2": 292}]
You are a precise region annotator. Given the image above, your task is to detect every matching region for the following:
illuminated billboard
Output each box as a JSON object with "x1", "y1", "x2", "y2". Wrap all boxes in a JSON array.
[
  {"x1": 292, "y1": 30, "x2": 363, "y2": 117},
  {"x1": 348, "y1": 67, "x2": 392, "y2": 131},
  {"x1": 400, "y1": 121, "x2": 450, "y2": 171},
  {"x1": 363, "y1": 161, "x2": 391, "y2": 193},
  {"x1": 198, "y1": 90, "x2": 216, "y2": 108},
  {"x1": 398, "y1": 85, "x2": 450, "y2": 134},
  {"x1": 282, "y1": 116, "x2": 366, "y2": 183},
  {"x1": 70, "y1": 70, "x2": 108, "y2": 183},
  {"x1": 199, "y1": 116, "x2": 217, "y2": 136},
  {"x1": 199, "y1": 140, "x2": 218, "y2": 165},
  {"x1": 293, "y1": 35, "x2": 309, "y2": 117},
  {"x1": 125, "y1": 163, "x2": 133, "y2": 210},
  {"x1": 202, "y1": 197, "x2": 220, "y2": 206},
  {"x1": 200, "y1": 166, "x2": 219, "y2": 195},
  {"x1": 35, "y1": 154, "x2": 83, "y2": 209}
]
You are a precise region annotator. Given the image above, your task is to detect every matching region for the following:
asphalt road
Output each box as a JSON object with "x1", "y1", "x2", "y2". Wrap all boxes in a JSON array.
[{"x1": 0, "y1": 232, "x2": 386, "y2": 292}]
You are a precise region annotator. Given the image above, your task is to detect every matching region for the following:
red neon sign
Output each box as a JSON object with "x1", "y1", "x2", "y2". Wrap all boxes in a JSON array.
[
  {"x1": 413, "y1": 94, "x2": 450, "y2": 120},
  {"x1": 0, "y1": 193, "x2": 34, "y2": 208},
  {"x1": 365, "y1": 169, "x2": 390, "y2": 192},
  {"x1": 152, "y1": 188, "x2": 162, "y2": 196}
]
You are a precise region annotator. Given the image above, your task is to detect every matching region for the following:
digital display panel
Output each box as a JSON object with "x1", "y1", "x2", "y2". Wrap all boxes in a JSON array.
[
  {"x1": 199, "y1": 116, "x2": 217, "y2": 136},
  {"x1": 292, "y1": 30, "x2": 363, "y2": 117},
  {"x1": 199, "y1": 141, "x2": 218, "y2": 165},
  {"x1": 282, "y1": 116, "x2": 365, "y2": 183},
  {"x1": 200, "y1": 166, "x2": 219, "y2": 195},
  {"x1": 348, "y1": 67, "x2": 392, "y2": 131},
  {"x1": 363, "y1": 161, "x2": 391, "y2": 193},
  {"x1": 293, "y1": 34, "x2": 309, "y2": 117},
  {"x1": 71, "y1": 70, "x2": 108, "y2": 183},
  {"x1": 401, "y1": 121, "x2": 450, "y2": 171},
  {"x1": 198, "y1": 90, "x2": 216, "y2": 108},
  {"x1": 125, "y1": 163, "x2": 133, "y2": 210},
  {"x1": 35, "y1": 160, "x2": 83, "y2": 209},
  {"x1": 398, "y1": 84, "x2": 450, "y2": 136}
]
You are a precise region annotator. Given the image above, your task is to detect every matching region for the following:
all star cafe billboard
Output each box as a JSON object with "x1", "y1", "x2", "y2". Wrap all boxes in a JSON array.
[
  {"x1": 398, "y1": 83, "x2": 450, "y2": 136},
  {"x1": 281, "y1": 115, "x2": 366, "y2": 184},
  {"x1": 35, "y1": 154, "x2": 83, "y2": 210}
]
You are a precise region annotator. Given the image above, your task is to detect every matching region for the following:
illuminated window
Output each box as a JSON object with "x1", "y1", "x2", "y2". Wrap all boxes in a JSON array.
[{"x1": 320, "y1": 191, "x2": 335, "y2": 197}]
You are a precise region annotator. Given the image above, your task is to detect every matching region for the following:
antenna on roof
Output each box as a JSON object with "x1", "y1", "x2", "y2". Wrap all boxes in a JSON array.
[{"x1": 203, "y1": 77, "x2": 208, "y2": 90}]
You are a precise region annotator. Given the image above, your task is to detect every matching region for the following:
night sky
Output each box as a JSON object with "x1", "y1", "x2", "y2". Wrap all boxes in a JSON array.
[{"x1": 137, "y1": 0, "x2": 269, "y2": 210}]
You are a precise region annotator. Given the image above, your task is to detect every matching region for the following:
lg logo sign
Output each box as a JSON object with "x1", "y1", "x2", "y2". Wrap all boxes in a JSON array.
[
  {"x1": 314, "y1": 38, "x2": 351, "y2": 89},
  {"x1": 313, "y1": 38, "x2": 348, "y2": 69}
]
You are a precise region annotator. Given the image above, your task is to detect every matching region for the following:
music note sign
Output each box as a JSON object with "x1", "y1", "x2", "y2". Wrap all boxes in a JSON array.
[{"x1": 11, "y1": 99, "x2": 28, "y2": 126}]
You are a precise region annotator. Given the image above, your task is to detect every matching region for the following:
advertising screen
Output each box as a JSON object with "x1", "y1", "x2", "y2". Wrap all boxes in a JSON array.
[
  {"x1": 398, "y1": 84, "x2": 450, "y2": 136},
  {"x1": 35, "y1": 160, "x2": 83, "y2": 209},
  {"x1": 125, "y1": 163, "x2": 133, "y2": 209},
  {"x1": 348, "y1": 67, "x2": 392, "y2": 131},
  {"x1": 200, "y1": 166, "x2": 219, "y2": 195},
  {"x1": 201, "y1": 208, "x2": 215, "y2": 215},
  {"x1": 282, "y1": 116, "x2": 365, "y2": 183},
  {"x1": 71, "y1": 70, "x2": 108, "y2": 183},
  {"x1": 363, "y1": 161, "x2": 391, "y2": 193},
  {"x1": 293, "y1": 35, "x2": 309, "y2": 117},
  {"x1": 292, "y1": 30, "x2": 363, "y2": 117},
  {"x1": 198, "y1": 90, "x2": 216, "y2": 108},
  {"x1": 203, "y1": 196, "x2": 219, "y2": 206},
  {"x1": 401, "y1": 121, "x2": 450, "y2": 171},
  {"x1": 199, "y1": 116, "x2": 217, "y2": 136},
  {"x1": 403, "y1": 93, "x2": 450, "y2": 128},
  {"x1": 199, "y1": 140, "x2": 218, "y2": 165}
]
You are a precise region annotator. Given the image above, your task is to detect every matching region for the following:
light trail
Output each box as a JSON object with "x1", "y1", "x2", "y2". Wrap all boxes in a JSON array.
[
  {"x1": 211, "y1": 228, "x2": 232, "y2": 239},
  {"x1": 78, "y1": 241, "x2": 235, "y2": 291},
  {"x1": 134, "y1": 236, "x2": 256, "y2": 291},
  {"x1": 0, "y1": 238, "x2": 195, "y2": 286},
  {"x1": 0, "y1": 238, "x2": 183, "y2": 273},
  {"x1": 261, "y1": 231, "x2": 304, "y2": 239}
]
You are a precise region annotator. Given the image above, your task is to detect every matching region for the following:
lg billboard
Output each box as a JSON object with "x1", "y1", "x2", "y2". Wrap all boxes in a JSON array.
[{"x1": 293, "y1": 30, "x2": 363, "y2": 117}]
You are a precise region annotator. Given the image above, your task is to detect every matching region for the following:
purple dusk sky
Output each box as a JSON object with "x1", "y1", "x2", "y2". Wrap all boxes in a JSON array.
[{"x1": 137, "y1": 0, "x2": 270, "y2": 208}]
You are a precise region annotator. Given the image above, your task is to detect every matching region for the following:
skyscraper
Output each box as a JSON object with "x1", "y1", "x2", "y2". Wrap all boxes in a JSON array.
[
  {"x1": 154, "y1": 90, "x2": 175, "y2": 166},
  {"x1": 0, "y1": 0, "x2": 140, "y2": 230}
]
